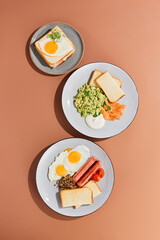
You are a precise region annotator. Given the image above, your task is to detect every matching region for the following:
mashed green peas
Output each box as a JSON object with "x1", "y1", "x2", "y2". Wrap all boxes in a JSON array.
[{"x1": 74, "y1": 83, "x2": 108, "y2": 117}]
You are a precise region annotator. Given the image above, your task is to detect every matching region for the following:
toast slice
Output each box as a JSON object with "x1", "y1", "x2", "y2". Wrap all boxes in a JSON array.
[
  {"x1": 35, "y1": 26, "x2": 75, "y2": 68},
  {"x1": 96, "y1": 71, "x2": 125, "y2": 102},
  {"x1": 75, "y1": 180, "x2": 102, "y2": 208},
  {"x1": 89, "y1": 70, "x2": 122, "y2": 88},
  {"x1": 60, "y1": 188, "x2": 93, "y2": 208}
]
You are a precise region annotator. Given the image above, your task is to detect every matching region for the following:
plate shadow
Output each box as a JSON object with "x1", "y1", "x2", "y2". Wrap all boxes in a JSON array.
[
  {"x1": 54, "y1": 72, "x2": 108, "y2": 142},
  {"x1": 28, "y1": 145, "x2": 77, "y2": 220}
]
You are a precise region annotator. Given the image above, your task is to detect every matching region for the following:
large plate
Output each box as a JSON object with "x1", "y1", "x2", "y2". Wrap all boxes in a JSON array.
[
  {"x1": 36, "y1": 138, "x2": 114, "y2": 217},
  {"x1": 62, "y1": 62, "x2": 139, "y2": 138},
  {"x1": 29, "y1": 22, "x2": 84, "y2": 75}
]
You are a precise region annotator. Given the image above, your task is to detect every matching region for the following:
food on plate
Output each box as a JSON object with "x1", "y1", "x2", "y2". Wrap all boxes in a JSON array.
[
  {"x1": 74, "y1": 83, "x2": 108, "y2": 117},
  {"x1": 57, "y1": 174, "x2": 78, "y2": 190},
  {"x1": 75, "y1": 180, "x2": 102, "y2": 208},
  {"x1": 73, "y1": 156, "x2": 97, "y2": 183},
  {"x1": 48, "y1": 146, "x2": 104, "y2": 209},
  {"x1": 96, "y1": 71, "x2": 125, "y2": 102},
  {"x1": 73, "y1": 69, "x2": 126, "y2": 129},
  {"x1": 35, "y1": 26, "x2": 75, "y2": 68},
  {"x1": 48, "y1": 145, "x2": 90, "y2": 181},
  {"x1": 92, "y1": 173, "x2": 101, "y2": 182},
  {"x1": 89, "y1": 70, "x2": 122, "y2": 88},
  {"x1": 77, "y1": 160, "x2": 102, "y2": 187},
  {"x1": 102, "y1": 102, "x2": 126, "y2": 121},
  {"x1": 60, "y1": 187, "x2": 93, "y2": 208},
  {"x1": 85, "y1": 114, "x2": 105, "y2": 129},
  {"x1": 96, "y1": 168, "x2": 105, "y2": 178},
  {"x1": 92, "y1": 167, "x2": 105, "y2": 181}
]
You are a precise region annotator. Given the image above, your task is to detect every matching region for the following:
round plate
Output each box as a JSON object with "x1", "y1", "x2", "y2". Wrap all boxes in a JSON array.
[
  {"x1": 62, "y1": 62, "x2": 139, "y2": 138},
  {"x1": 29, "y1": 22, "x2": 84, "y2": 75},
  {"x1": 36, "y1": 138, "x2": 114, "y2": 217}
]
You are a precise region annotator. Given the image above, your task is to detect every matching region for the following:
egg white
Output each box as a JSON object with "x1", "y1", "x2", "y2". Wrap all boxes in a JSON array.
[
  {"x1": 64, "y1": 145, "x2": 90, "y2": 172},
  {"x1": 48, "y1": 151, "x2": 74, "y2": 181},
  {"x1": 38, "y1": 34, "x2": 73, "y2": 57}
]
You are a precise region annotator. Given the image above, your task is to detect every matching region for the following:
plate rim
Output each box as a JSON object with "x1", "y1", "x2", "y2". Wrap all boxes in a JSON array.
[
  {"x1": 62, "y1": 61, "x2": 139, "y2": 138},
  {"x1": 29, "y1": 21, "x2": 84, "y2": 75},
  {"x1": 36, "y1": 137, "x2": 115, "y2": 217}
]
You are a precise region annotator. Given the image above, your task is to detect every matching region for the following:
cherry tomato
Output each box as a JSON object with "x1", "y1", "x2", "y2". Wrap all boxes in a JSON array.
[
  {"x1": 92, "y1": 173, "x2": 101, "y2": 182},
  {"x1": 96, "y1": 168, "x2": 105, "y2": 178}
]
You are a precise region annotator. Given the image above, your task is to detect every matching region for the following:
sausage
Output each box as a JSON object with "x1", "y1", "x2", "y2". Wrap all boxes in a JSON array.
[
  {"x1": 72, "y1": 156, "x2": 97, "y2": 183},
  {"x1": 77, "y1": 160, "x2": 102, "y2": 187}
]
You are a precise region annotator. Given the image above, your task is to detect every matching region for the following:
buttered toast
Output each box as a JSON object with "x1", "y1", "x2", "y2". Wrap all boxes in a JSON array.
[
  {"x1": 75, "y1": 180, "x2": 102, "y2": 208},
  {"x1": 89, "y1": 70, "x2": 122, "y2": 88},
  {"x1": 35, "y1": 26, "x2": 75, "y2": 68},
  {"x1": 60, "y1": 187, "x2": 93, "y2": 208},
  {"x1": 96, "y1": 71, "x2": 125, "y2": 102}
]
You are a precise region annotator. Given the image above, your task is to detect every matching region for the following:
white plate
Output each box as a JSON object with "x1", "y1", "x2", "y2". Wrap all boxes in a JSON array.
[
  {"x1": 36, "y1": 138, "x2": 114, "y2": 217},
  {"x1": 62, "y1": 62, "x2": 139, "y2": 138}
]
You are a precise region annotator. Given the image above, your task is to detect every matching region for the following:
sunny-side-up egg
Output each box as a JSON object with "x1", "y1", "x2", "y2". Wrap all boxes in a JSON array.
[
  {"x1": 37, "y1": 33, "x2": 73, "y2": 57},
  {"x1": 64, "y1": 145, "x2": 90, "y2": 172},
  {"x1": 48, "y1": 145, "x2": 90, "y2": 181}
]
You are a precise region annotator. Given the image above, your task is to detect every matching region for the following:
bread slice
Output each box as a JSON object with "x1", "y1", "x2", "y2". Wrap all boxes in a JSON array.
[
  {"x1": 89, "y1": 70, "x2": 122, "y2": 88},
  {"x1": 60, "y1": 188, "x2": 93, "y2": 208},
  {"x1": 75, "y1": 180, "x2": 102, "y2": 208},
  {"x1": 96, "y1": 71, "x2": 125, "y2": 102},
  {"x1": 35, "y1": 26, "x2": 75, "y2": 68}
]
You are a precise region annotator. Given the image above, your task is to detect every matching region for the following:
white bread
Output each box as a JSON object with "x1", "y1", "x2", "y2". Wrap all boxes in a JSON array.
[
  {"x1": 35, "y1": 26, "x2": 75, "y2": 68},
  {"x1": 60, "y1": 188, "x2": 93, "y2": 208},
  {"x1": 75, "y1": 180, "x2": 102, "y2": 208},
  {"x1": 96, "y1": 71, "x2": 125, "y2": 102},
  {"x1": 89, "y1": 70, "x2": 122, "y2": 88}
]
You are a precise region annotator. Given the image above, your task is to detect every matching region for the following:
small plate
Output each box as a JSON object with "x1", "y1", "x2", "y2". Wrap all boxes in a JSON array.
[
  {"x1": 29, "y1": 22, "x2": 84, "y2": 75},
  {"x1": 36, "y1": 138, "x2": 114, "y2": 217},
  {"x1": 62, "y1": 62, "x2": 139, "y2": 138}
]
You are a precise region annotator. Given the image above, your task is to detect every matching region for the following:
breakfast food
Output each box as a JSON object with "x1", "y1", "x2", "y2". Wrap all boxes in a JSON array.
[
  {"x1": 35, "y1": 26, "x2": 75, "y2": 68},
  {"x1": 75, "y1": 180, "x2": 102, "y2": 208},
  {"x1": 48, "y1": 145, "x2": 90, "y2": 181},
  {"x1": 60, "y1": 187, "x2": 93, "y2": 208},
  {"x1": 85, "y1": 114, "x2": 105, "y2": 129},
  {"x1": 89, "y1": 70, "x2": 122, "y2": 88},
  {"x1": 77, "y1": 160, "x2": 102, "y2": 187},
  {"x1": 73, "y1": 156, "x2": 97, "y2": 182},
  {"x1": 57, "y1": 174, "x2": 78, "y2": 190},
  {"x1": 96, "y1": 71, "x2": 125, "y2": 102},
  {"x1": 74, "y1": 69, "x2": 126, "y2": 129},
  {"x1": 48, "y1": 146, "x2": 104, "y2": 209},
  {"x1": 102, "y1": 102, "x2": 126, "y2": 121},
  {"x1": 74, "y1": 83, "x2": 108, "y2": 117}
]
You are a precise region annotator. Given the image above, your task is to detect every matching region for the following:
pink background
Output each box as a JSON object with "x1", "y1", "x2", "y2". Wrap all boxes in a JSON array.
[{"x1": 1, "y1": 0, "x2": 160, "y2": 239}]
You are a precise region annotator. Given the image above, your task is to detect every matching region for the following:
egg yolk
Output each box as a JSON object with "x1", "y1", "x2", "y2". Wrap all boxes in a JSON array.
[
  {"x1": 56, "y1": 165, "x2": 67, "y2": 176},
  {"x1": 68, "y1": 151, "x2": 81, "y2": 163},
  {"x1": 64, "y1": 148, "x2": 72, "y2": 153},
  {"x1": 44, "y1": 41, "x2": 58, "y2": 54}
]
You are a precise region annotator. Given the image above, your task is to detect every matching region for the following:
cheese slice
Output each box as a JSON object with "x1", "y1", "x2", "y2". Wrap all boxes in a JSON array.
[{"x1": 96, "y1": 71, "x2": 125, "y2": 102}]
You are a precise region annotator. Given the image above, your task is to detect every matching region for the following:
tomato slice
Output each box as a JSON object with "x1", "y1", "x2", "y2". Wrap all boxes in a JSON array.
[
  {"x1": 92, "y1": 173, "x2": 101, "y2": 182},
  {"x1": 97, "y1": 168, "x2": 105, "y2": 178}
]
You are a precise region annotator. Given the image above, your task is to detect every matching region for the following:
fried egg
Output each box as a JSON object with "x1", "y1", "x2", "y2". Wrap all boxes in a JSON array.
[
  {"x1": 64, "y1": 145, "x2": 90, "y2": 172},
  {"x1": 48, "y1": 145, "x2": 90, "y2": 181},
  {"x1": 37, "y1": 33, "x2": 73, "y2": 57},
  {"x1": 48, "y1": 151, "x2": 73, "y2": 181}
]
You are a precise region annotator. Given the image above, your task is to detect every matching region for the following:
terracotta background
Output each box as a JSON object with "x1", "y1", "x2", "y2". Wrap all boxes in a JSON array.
[{"x1": 1, "y1": 0, "x2": 160, "y2": 239}]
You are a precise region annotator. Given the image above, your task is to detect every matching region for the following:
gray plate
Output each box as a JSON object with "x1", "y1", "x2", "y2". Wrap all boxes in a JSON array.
[
  {"x1": 36, "y1": 138, "x2": 114, "y2": 217},
  {"x1": 62, "y1": 62, "x2": 139, "y2": 138},
  {"x1": 29, "y1": 22, "x2": 84, "y2": 75}
]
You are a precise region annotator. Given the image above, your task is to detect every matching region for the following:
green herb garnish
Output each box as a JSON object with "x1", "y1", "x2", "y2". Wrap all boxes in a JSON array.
[
  {"x1": 107, "y1": 105, "x2": 111, "y2": 110},
  {"x1": 93, "y1": 112, "x2": 101, "y2": 117},
  {"x1": 84, "y1": 90, "x2": 89, "y2": 96},
  {"x1": 48, "y1": 30, "x2": 61, "y2": 41}
]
